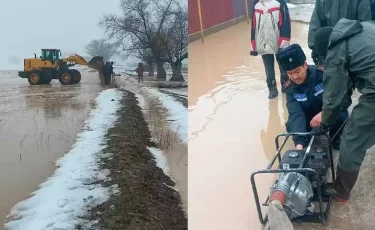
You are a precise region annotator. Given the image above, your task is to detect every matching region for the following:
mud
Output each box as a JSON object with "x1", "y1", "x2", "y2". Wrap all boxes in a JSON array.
[
  {"x1": 0, "y1": 70, "x2": 103, "y2": 228},
  {"x1": 86, "y1": 90, "x2": 187, "y2": 229},
  {"x1": 115, "y1": 74, "x2": 188, "y2": 213},
  {"x1": 189, "y1": 20, "x2": 375, "y2": 230}
]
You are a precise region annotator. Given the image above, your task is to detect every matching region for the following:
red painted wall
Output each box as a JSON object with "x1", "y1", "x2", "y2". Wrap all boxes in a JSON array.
[
  {"x1": 188, "y1": 0, "x2": 200, "y2": 34},
  {"x1": 200, "y1": 0, "x2": 233, "y2": 30},
  {"x1": 189, "y1": 0, "x2": 255, "y2": 35}
]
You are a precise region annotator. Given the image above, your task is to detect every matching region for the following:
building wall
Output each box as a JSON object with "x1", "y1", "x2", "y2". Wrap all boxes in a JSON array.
[{"x1": 188, "y1": 0, "x2": 255, "y2": 35}]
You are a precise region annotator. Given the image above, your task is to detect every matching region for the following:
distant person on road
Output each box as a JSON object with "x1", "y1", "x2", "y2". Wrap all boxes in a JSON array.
[
  {"x1": 275, "y1": 44, "x2": 349, "y2": 150},
  {"x1": 312, "y1": 19, "x2": 375, "y2": 202},
  {"x1": 136, "y1": 63, "x2": 144, "y2": 82},
  {"x1": 250, "y1": 0, "x2": 291, "y2": 99},
  {"x1": 103, "y1": 61, "x2": 112, "y2": 85},
  {"x1": 308, "y1": 0, "x2": 371, "y2": 65},
  {"x1": 109, "y1": 61, "x2": 114, "y2": 75}
]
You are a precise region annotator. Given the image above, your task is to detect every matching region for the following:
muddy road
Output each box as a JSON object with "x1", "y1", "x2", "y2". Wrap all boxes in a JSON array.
[
  {"x1": 189, "y1": 20, "x2": 374, "y2": 230},
  {"x1": 0, "y1": 69, "x2": 103, "y2": 227}
]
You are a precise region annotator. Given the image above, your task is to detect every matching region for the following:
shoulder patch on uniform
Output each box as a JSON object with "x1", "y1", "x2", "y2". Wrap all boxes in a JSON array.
[
  {"x1": 316, "y1": 65, "x2": 324, "y2": 71},
  {"x1": 314, "y1": 83, "x2": 324, "y2": 96},
  {"x1": 282, "y1": 80, "x2": 292, "y2": 89},
  {"x1": 315, "y1": 83, "x2": 323, "y2": 91},
  {"x1": 293, "y1": 93, "x2": 307, "y2": 102}
]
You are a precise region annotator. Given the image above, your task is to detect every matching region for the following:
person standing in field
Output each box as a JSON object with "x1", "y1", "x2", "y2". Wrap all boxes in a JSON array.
[
  {"x1": 136, "y1": 62, "x2": 144, "y2": 82},
  {"x1": 250, "y1": 0, "x2": 291, "y2": 99}
]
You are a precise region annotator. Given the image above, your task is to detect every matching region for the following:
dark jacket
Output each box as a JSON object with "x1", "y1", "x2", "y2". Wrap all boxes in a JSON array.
[
  {"x1": 371, "y1": 0, "x2": 375, "y2": 20},
  {"x1": 285, "y1": 66, "x2": 349, "y2": 145},
  {"x1": 136, "y1": 65, "x2": 144, "y2": 75},
  {"x1": 321, "y1": 19, "x2": 375, "y2": 126},
  {"x1": 308, "y1": 0, "x2": 371, "y2": 49},
  {"x1": 109, "y1": 64, "x2": 114, "y2": 74}
]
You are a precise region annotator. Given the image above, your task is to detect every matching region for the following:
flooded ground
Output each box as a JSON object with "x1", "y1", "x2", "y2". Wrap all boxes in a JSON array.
[
  {"x1": 189, "y1": 19, "x2": 375, "y2": 230},
  {"x1": 0, "y1": 70, "x2": 102, "y2": 227}
]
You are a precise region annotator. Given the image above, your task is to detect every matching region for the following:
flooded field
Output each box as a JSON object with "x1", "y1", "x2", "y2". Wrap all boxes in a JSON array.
[{"x1": 0, "y1": 70, "x2": 103, "y2": 227}]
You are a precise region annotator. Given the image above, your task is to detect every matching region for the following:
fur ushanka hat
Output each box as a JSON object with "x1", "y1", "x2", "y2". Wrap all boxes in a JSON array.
[{"x1": 276, "y1": 44, "x2": 306, "y2": 71}]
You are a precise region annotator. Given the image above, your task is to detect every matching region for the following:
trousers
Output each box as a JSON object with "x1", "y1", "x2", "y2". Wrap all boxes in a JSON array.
[
  {"x1": 339, "y1": 96, "x2": 375, "y2": 171},
  {"x1": 261, "y1": 54, "x2": 288, "y2": 89}
]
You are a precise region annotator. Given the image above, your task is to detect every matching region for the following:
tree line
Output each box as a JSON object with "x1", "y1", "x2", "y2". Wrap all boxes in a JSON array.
[{"x1": 85, "y1": 0, "x2": 187, "y2": 82}]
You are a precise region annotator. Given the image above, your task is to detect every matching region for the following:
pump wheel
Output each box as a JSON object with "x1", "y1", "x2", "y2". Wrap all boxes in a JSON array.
[
  {"x1": 71, "y1": 69, "x2": 81, "y2": 84},
  {"x1": 59, "y1": 71, "x2": 73, "y2": 85},
  {"x1": 28, "y1": 71, "x2": 42, "y2": 85}
]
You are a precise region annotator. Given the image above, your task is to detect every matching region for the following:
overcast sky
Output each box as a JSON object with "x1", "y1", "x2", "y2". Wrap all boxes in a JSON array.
[{"x1": 0, "y1": 0, "x2": 121, "y2": 70}]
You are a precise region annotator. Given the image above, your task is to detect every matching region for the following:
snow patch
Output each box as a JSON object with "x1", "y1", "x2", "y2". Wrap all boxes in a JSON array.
[
  {"x1": 288, "y1": 4, "x2": 315, "y2": 23},
  {"x1": 4, "y1": 89, "x2": 123, "y2": 230},
  {"x1": 136, "y1": 93, "x2": 171, "y2": 177},
  {"x1": 136, "y1": 92, "x2": 147, "y2": 110},
  {"x1": 145, "y1": 88, "x2": 188, "y2": 145},
  {"x1": 147, "y1": 147, "x2": 170, "y2": 176}
]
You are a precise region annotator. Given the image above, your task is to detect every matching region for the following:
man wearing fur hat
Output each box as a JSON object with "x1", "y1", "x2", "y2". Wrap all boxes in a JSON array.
[
  {"x1": 311, "y1": 19, "x2": 375, "y2": 202},
  {"x1": 275, "y1": 44, "x2": 349, "y2": 151}
]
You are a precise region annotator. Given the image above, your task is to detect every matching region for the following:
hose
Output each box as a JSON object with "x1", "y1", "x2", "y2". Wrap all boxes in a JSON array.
[{"x1": 330, "y1": 116, "x2": 350, "y2": 143}]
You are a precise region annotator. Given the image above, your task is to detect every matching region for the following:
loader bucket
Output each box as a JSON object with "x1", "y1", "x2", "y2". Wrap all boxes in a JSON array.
[
  {"x1": 87, "y1": 56, "x2": 104, "y2": 71},
  {"x1": 87, "y1": 56, "x2": 106, "y2": 85}
]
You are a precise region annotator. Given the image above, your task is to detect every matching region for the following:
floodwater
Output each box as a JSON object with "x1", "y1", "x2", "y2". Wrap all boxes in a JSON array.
[
  {"x1": 189, "y1": 20, "x2": 375, "y2": 230},
  {"x1": 0, "y1": 69, "x2": 103, "y2": 228}
]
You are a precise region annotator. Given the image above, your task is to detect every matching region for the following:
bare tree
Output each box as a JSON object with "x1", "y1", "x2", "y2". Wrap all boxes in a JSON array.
[
  {"x1": 85, "y1": 38, "x2": 118, "y2": 63},
  {"x1": 158, "y1": 5, "x2": 188, "y2": 81},
  {"x1": 100, "y1": 0, "x2": 180, "y2": 81}
]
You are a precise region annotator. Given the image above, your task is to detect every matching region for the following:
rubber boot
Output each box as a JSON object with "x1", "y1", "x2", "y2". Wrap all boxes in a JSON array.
[
  {"x1": 323, "y1": 166, "x2": 359, "y2": 202},
  {"x1": 268, "y1": 87, "x2": 278, "y2": 99}
]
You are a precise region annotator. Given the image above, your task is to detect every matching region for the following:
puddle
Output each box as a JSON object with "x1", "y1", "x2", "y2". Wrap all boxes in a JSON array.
[{"x1": 188, "y1": 21, "x2": 311, "y2": 229}]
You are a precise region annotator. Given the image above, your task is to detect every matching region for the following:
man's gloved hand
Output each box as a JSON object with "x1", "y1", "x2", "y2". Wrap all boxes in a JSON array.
[
  {"x1": 250, "y1": 51, "x2": 258, "y2": 56},
  {"x1": 310, "y1": 123, "x2": 331, "y2": 136},
  {"x1": 311, "y1": 50, "x2": 319, "y2": 65}
]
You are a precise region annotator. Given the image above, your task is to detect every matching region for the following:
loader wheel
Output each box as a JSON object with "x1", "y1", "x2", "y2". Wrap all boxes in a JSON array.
[
  {"x1": 59, "y1": 71, "x2": 73, "y2": 85},
  {"x1": 71, "y1": 69, "x2": 81, "y2": 84},
  {"x1": 28, "y1": 71, "x2": 42, "y2": 85}
]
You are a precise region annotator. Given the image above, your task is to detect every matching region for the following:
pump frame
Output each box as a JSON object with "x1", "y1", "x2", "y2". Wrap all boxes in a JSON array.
[{"x1": 250, "y1": 132, "x2": 335, "y2": 225}]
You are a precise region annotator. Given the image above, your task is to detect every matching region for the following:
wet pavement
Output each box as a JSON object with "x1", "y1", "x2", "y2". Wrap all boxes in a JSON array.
[
  {"x1": 189, "y1": 20, "x2": 374, "y2": 230},
  {"x1": 0, "y1": 70, "x2": 103, "y2": 228}
]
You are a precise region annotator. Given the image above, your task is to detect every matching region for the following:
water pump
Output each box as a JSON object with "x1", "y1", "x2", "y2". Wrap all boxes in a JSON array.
[{"x1": 250, "y1": 132, "x2": 335, "y2": 225}]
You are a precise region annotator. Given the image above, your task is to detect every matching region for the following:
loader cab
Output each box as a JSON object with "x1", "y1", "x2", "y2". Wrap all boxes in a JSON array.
[{"x1": 41, "y1": 49, "x2": 61, "y2": 63}]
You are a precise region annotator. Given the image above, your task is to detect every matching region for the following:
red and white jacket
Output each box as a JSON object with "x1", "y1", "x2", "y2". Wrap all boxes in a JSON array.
[{"x1": 250, "y1": 0, "x2": 291, "y2": 55}]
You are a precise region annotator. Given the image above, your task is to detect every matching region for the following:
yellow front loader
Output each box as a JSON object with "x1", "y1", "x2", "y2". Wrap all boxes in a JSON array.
[{"x1": 18, "y1": 49, "x2": 104, "y2": 85}]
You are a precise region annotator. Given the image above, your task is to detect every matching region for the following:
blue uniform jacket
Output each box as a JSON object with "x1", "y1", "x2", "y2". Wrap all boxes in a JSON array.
[{"x1": 285, "y1": 66, "x2": 348, "y2": 146}]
